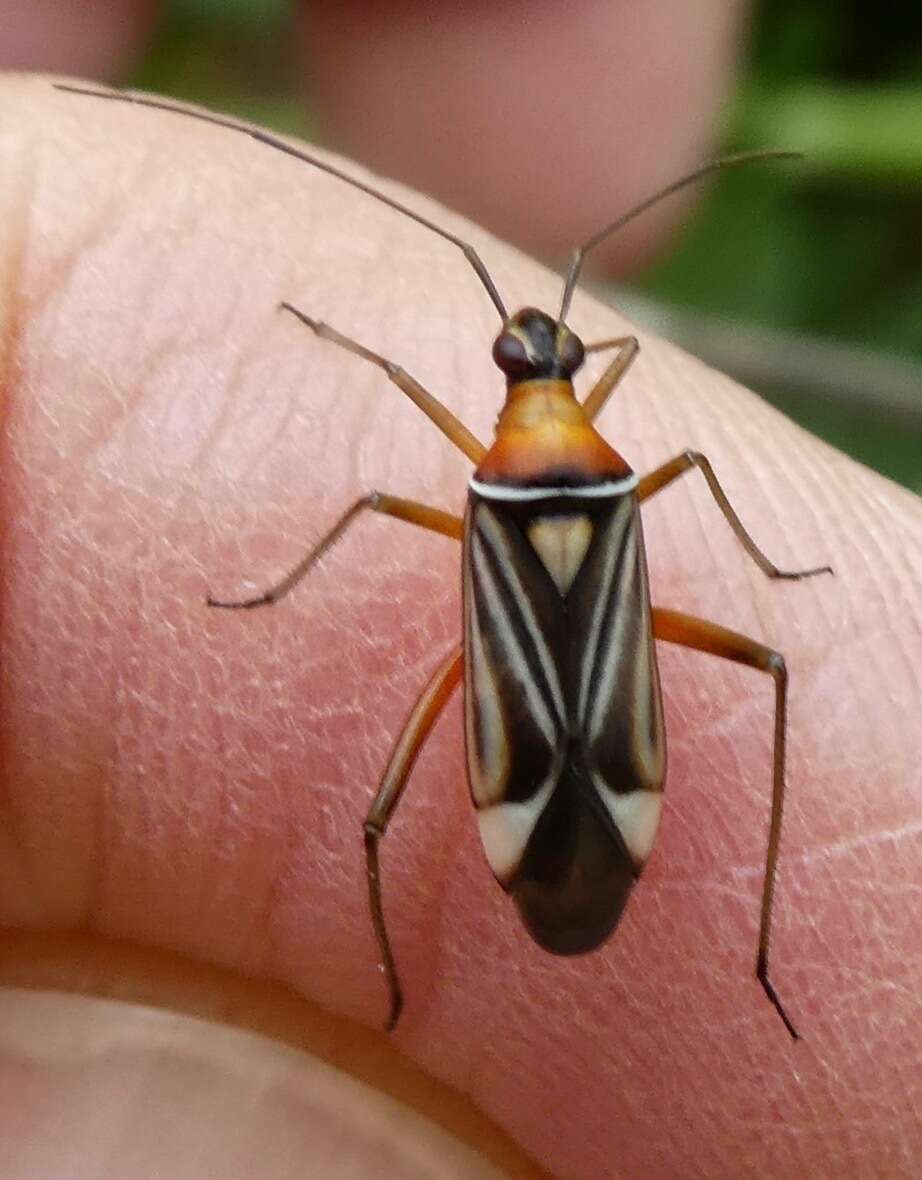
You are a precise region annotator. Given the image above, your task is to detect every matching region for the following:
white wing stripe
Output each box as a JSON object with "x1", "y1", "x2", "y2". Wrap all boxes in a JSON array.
[
  {"x1": 469, "y1": 475, "x2": 639, "y2": 501},
  {"x1": 587, "y1": 516, "x2": 638, "y2": 747},
  {"x1": 466, "y1": 587, "x2": 510, "y2": 806},
  {"x1": 577, "y1": 502, "x2": 632, "y2": 727},
  {"x1": 471, "y1": 531, "x2": 560, "y2": 749},
  {"x1": 474, "y1": 507, "x2": 567, "y2": 726}
]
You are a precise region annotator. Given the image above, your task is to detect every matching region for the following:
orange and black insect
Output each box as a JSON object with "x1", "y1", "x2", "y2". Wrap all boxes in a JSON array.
[{"x1": 58, "y1": 85, "x2": 832, "y2": 1036}]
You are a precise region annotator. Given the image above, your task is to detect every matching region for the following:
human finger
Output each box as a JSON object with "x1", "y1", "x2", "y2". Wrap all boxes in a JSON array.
[
  {"x1": 1, "y1": 76, "x2": 919, "y2": 1179},
  {"x1": 303, "y1": 0, "x2": 750, "y2": 273}
]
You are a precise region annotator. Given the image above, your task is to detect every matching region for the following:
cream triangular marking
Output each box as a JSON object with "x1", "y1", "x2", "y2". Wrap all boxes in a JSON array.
[
  {"x1": 477, "y1": 774, "x2": 558, "y2": 883},
  {"x1": 527, "y1": 515, "x2": 593, "y2": 595},
  {"x1": 593, "y1": 787, "x2": 663, "y2": 868}
]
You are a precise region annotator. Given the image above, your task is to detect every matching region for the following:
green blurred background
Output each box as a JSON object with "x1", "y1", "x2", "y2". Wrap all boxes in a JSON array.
[{"x1": 133, "y1": 0, "x2": 922, "y2": 490}]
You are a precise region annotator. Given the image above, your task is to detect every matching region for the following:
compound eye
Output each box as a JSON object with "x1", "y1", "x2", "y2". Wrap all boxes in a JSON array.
[
  {"x1": 492, "y1": 331, "x2": 531, "y2": 378},
  {"x1": 558, "y1": 329, "x2": 585, "y2": 375}
]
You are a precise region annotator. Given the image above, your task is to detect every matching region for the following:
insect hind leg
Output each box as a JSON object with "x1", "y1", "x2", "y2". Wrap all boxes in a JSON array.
[
  {"x1": 365, "y1": 644, "x2": 464, "y2": 1029},
  {"x1": 652, "y1": 607, "x2": 800, "y2": 1039}
]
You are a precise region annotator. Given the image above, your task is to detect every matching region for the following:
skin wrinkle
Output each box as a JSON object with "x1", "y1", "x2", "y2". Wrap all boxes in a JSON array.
[
  {"x1": 1, "y1": 76, "x2": 920, "y2": 1179},
  {"x1": 0, "y1": 135, "x2": 33, "y2": 908},
  {"x1": 233, "y1": 356, "x2": 307, "y2": 488},
  {"x1": 797, "y1": 819, "x2": 922, "y2": 866},
  {"x1": 172, "y1": 326, "x2": 295, "y2": 491},
  {"x1": 84, "y1": 651, "x2": 121, "y2": 935},
  {"x1": 749, "y1": 433, "x2": 827, "y2": 574},
  {"x1": 174, "y1": 337, "x2": 265, "y2": 484},
  {"x1": 41, "y1": 148, "x2": 212, "y2": 426},
  {"x1": 846, "y1": 494, "x2": 900, "y2": 618}
]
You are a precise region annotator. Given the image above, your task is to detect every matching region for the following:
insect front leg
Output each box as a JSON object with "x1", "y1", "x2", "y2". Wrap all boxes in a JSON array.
[
  {"x1": 280, "y1": 302, "x2": 487, "y2": 464},
  {"x1": 208, "y1": 494, "x2": 462, "y2": 608},
  {"x1": 579, "y1": 335, "x2": 639, "y2": 422},
  {"x1": 652, "y1": 607, "x2": 799, "y2": 1039},
  {"x1": 365, "y1": 645, "x2": 464, "y2": 1030},
  {"x1": 638, "y1": 450, "x2": 833, "y2": 580}
]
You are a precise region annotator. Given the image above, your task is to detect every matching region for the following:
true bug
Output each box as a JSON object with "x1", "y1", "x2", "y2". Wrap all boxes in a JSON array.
[{"x1": 58, "y1": 84, "x2": 832, "y2": 1038}]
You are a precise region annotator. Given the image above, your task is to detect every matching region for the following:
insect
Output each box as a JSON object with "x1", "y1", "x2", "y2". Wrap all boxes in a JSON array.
[{"x1": 58, "y1": 84, "x2": 832, "y2": 1037}]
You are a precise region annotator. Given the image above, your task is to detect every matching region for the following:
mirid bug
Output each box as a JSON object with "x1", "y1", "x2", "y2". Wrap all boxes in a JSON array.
[{"x1": 57, "y1": 84, "x2": 832, "y2": 1038}]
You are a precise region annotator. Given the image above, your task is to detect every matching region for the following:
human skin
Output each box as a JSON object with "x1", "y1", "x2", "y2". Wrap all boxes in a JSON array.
[
  {"x1": 0, "y1": 0, "x2": 747, "y2": 273},
  {"x1": 0, "y1": 76, "x2": 920, "y2": 1178},
  {"x1": 306, "y1": 0, "x2": 748, "y2": 271},
  {"x1": 0, "y1": 0, "x2": 159, "y2": 79}
]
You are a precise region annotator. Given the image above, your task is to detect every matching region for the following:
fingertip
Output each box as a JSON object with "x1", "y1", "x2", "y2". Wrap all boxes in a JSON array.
[
  {"x1": 301, "y1": 0, "x2": 748, "y2": 274},
  {"x1": 0, "y1": 0, "x2": 159, "y2": 80}
]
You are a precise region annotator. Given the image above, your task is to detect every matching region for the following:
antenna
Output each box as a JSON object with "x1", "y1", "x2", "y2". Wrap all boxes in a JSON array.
[
  {"x1": 54, "y1": 85, "x2": 510, "y2": 322},
  {"x1": 557, "y1": 150, "x2": 802, "y2": 322}
]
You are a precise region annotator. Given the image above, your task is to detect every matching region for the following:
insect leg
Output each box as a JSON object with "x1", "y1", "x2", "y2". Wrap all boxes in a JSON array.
[
  {"x1": 579, "y1": 335, "x2": 639, "y2": 422},
  {"x1": 281, "y1": 302, "x2": 487, "y2": 464},
  {"x1": 208, "y1": 494, "x2": 462, "y2": 609},
  {"x1": 652, "y1": 607, "x2": 799, "y2": 1039},
  {"x1": 365, "y1": 644, "x2": 465, "y2": 1029},
  {"x1": 638, "y1": 450, "x2": 832, "y2": 579}
]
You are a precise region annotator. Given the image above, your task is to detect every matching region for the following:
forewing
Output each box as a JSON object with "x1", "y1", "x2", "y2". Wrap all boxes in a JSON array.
[
  {"x1": 463, "y1": 498, "x2": 568, "y2": 884},
  {"x1": 567, "y1": 497, "x2": 666, "y2": 869}
]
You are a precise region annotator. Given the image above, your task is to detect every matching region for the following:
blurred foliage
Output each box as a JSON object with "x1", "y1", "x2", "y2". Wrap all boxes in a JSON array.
[
  {"x1": 641, "y1": 1, "x2": 922, "y2": 487},
  {"x1": 131, "y1": 1, "x2": 922, "y2": 490},
  {"x1": 131, "y1": 0, "x2": 308, "y2": 134}
]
